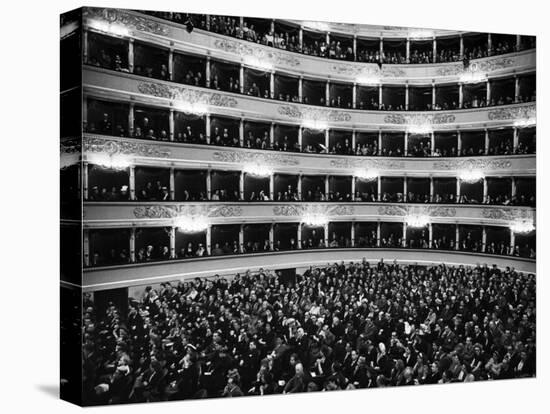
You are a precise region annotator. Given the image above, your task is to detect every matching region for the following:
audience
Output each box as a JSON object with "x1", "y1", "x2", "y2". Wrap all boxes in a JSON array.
[{"x1": 82, "y1": 260, "x2": 536, "y2": 404}]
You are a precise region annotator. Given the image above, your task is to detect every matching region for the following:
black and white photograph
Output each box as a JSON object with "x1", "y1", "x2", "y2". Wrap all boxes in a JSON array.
[
  {"x1": 58, "y1": 4, "x2": 540, "y2": 407},
  {"x1": 3, "y1": 1, "x2": 547, "y2": 413}
]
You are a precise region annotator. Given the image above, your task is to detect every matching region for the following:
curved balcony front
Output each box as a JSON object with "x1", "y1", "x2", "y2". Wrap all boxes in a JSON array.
[
  {"x1": 78, "y1": 134, "x2": 535, "y2": 176},
  {"x1": 83, "y1": 66, "x2": 536, "y2": 131},
  {"x1": 81, "y1": 248, "x2": 535, "y2": 291},
  {"x1": 83, "y1": 201, "x2": 534, "y2": 228},
  {"x1": 83, "y1": 8, "x2": 535, "y2": 85}
]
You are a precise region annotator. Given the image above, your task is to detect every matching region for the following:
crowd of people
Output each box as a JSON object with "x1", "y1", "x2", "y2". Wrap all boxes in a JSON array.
[
  {"x1": 88, "y1": 221, "x2": 536, "y2": 269},
  {"x1": 137, "y1": 11, "x2": 534, "y2": 64},
  {"x1": 82, "y1": 259, "x2": 535, "y2": 404}
]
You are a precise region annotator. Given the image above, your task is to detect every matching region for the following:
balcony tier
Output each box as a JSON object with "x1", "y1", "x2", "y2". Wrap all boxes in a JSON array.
[
  {"x1": 83, "y1": 66, "x2": 536, "y2": 131},
  {"x1": 81, "y1": 248, "x2": 535, "y2": 291},
  {"x1": 74, "y1": 134, "x2": 535, "y2": 176},
  {"x1": 83, "y1": 8, "x2": 535, "y2": 84},
  {"x1": 82, "y1": 202, "x2": 534, "y2": 228}
]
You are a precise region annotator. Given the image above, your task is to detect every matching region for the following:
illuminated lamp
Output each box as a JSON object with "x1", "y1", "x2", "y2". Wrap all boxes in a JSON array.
[
  {"x1": 459, "y1": 170, "x2": 484, "y2": 183},
  {"x1": 355, "y1": 169, "x2": 379, "y2": 181},
  {"x1": 356, "y1": 76, "x2": 380, "y2": 86},
  {"x1": 302, "y1": 213, "x2": 329, "y2": 227},
  {"x1": 514, "y1": 118, "x2": 536, "y2": 128},
  {"x1": 174, "y1": 101, "x2": 208, "y2": 116},
  {"x1": 90, "y1": 154, "x2": 131, "y2": 170},
  {"x1": 407, "y1": 124, "x2": 433, "y2": 135},
  {"x1": 509, "y1": 220, "x2": 535, "y2": 234},
  {"x1": 243, "y1": 56, "x2": 273, "y2": 71},
  {"x1": 406, "y1": 215, "x2": 430, "y2": 228},
  {"x1": 302, "y1": 119, "x2": 328, "y2": 130},
  {"x1": 175, "y1": 215, "x2": 209, "y2": 233},
  {"x1": 409, "y1": 29, "x2": 434, "y2": 39},
  {"x1": 243, "y1": 163, "x2": 273, "y2": 177},
  {"x1": 88, "y1": 19, "x2": 129, "y2": 37},
  {"x1": 459, "y1": 71, "x2": 487, "y2": 84}
]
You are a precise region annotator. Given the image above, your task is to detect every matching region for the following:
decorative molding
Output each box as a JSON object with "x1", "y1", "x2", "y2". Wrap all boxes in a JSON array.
[
  {"x1": 273, "y1": 204, "x2": 355, "y2": 217},
  {"x1": 213, "y1": 39, "x2": 300, "y2": 67},
  {"x1": 432, "y1": 158, "x2": 512, "y2": 171},
  {"x1": 436, "y1": 56, "x2": 516, "y2": 77},
  {"x1": 60, "y1": 138, "x2": 82, "y2": 154},
  {"x1": 384, "y1": 113, "x2": 456, "y2": 125},
  {"x1": 86, "y1": 7, "x2": 169, "y2": 36},
  {"x1": 278, "y1": 105, "x2": 352, "y2": 122},
  {"x1": 488, "y1": 104, "x2": 536, "y2": 121},
  {"x1": 212, "y1": 150, "x2": 299, "y2": 166},
  {"x1": 329, "y1": 158, "x2": 405, "y2": 170},
  {"x1": 481, "y1": 208, "x2": 535, "y2": 222},
  {"x1": 133, "y1": 204, "x2": 243, "y2": 219},
  {"x1": 83, "y1": 136, "x2": 171, "y2": 158},
  {"x1": 331, "y1": 64, "x2": 406, "y2": 78},
  {"x1": 137, "y1": 82, "x2": 238, "y2": 107},
  {"x1": 377, "y1": 205, "x2": 457, "y2": 217}
]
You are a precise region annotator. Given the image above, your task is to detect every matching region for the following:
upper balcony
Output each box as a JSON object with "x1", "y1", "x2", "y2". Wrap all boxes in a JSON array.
[
  {"x1": 83, "y1": 8, "x2": 536, "y2": 85},
  {"x1": 83, "y1": 66, "x2": 536, "y2": 132}
]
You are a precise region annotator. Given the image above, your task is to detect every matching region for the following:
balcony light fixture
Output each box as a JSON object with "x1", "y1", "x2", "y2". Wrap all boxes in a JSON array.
[
  {"x1": 90, "y1": 154, "x2": 131, "y2": 170},
  {"x1": 302, "y1": 119, "x2": 328, "y2": 130},
  {"x1": 174, "y1": 101, "x2": 208, "y2": 116},
  {"x1": 303, "y1": 21, "x2": 331, "y2": 32},
  {"x1": 243, "y1": 56, "x2": 273, "y2": 71},
  {"x1": 459, "y1": 70, "x2": 487, "y2": 84},
  {"x1": 355, "y1": 169, "x2": 379, "y2": 181},
  {"x1": 409, "y1": 29, "x2": 434, "y2": 40},
  {"x1": 356, "y1": 76, "x2": 380, "y2": 86},
  {"x1": 407, "y1": 124, "x2": 433, "y2": 135},
  {"x1": 88, "y1": 19, "x2": 129, "y2": 37},
  {"x1": 243, "y1": 163, "x2": 273, "y2": 177},
  {"x1": 302, "y1": 213, "x2": 329, "y2": 227},
  {"x1": 175, "y1": 215, "x2": 209, "y2": 233},
  {"x1": 459, "y1": 170, "x2": 484, "y2": 183},
  {"x1": 514, "y1": 118, "x2": 536, "y2": 128},
  {"x1": 509, "y1": 220, "x2": 535, "y2": 234},
  {"x1": 406, "y1": 215, "x2": 430, "y2": 228}
]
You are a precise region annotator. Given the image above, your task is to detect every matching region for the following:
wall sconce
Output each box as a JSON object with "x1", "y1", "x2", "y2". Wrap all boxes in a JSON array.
[
  {"x1": 175, "y1": 215, "x2": 209, "y2": 233},
  {"x1": 302, "y1": 214, "x2": 329, "y2": 227},
  {"x1": 243, "y1": 164, "x2": 273, "y2": 177},
  {"x1": 509, "y1": 220, "x2": 535, "y2": 234},
  {"x1": 406, "y1": 215, "x2": 430, "y2": 228},
  {"x1": 355, "y1": 169, "x2": 379, "y2": 181},
  {"x1": 89, "y1": 154, "x2": 131, "y2": 170}
]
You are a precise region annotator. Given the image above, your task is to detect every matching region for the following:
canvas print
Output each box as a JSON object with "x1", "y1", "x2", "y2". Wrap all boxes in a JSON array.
[{"x1": 60, "y1": 7, "x2": 536, "y2": 406}]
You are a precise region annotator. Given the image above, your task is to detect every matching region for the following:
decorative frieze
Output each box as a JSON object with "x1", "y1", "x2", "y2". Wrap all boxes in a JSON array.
[
  {"x1": 384, "y1": 113, "x2": 456, "y2": 125},
  {"x1": 377, "y1": 205, "x2": 457, "y2": 217},
  {"x1": 273, "y1": 204, "x2": 355, "y2": 217},
  {"x1": 331, "y1": 64, "x2": 406, "y2": 78},
  {"x1": 85, "y1": 7, "x2": 169, "y2": 36},
  {"x1": 481, "y1": 208, "x2": 535, "y2": 222},
  {"x1": 212, "y1": 150, "x2": 299, "y2": 166},
  {"x1": 436, "y1": 56, "x2": 516, "y2": 77},
  {"x1": 137, "y1": 82, "x2": 238, "y2": 107},
  {"x1": 278, "y1": 105, "x2": 352, "y2": 122},
  {"x1": 133, "y1": 204, "x2": 243, "y2": 219},
  {"x1": 83, "y1": 136, "x2": 171, "y2": 158},
  {"x1": 488, "y1": 104, "x2": 536, "y2": 121},
  {"x1": 213, "y1": 39, "x2": 301, "y2": 67},
  {"x1": 329, "y1": 158, "x2": 405, "y2": 170},
  {"x1": 432, "y1": 158, "x2": 512, "y2": 171}
]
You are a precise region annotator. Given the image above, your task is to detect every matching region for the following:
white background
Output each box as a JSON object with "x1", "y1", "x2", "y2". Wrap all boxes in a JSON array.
[{"x1": 0, "y1": 0, "x2": 547, "y2": 412}]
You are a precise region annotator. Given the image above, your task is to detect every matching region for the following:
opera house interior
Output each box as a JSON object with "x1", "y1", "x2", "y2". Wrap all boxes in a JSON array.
[{"x1": 60, "y1": 7, "x2": 536, "y2": 406}]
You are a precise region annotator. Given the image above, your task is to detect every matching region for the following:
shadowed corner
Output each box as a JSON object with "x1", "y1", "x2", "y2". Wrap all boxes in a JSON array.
[{"x1": 36, "y1": 383, "x2": 59, "y2": 399}]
